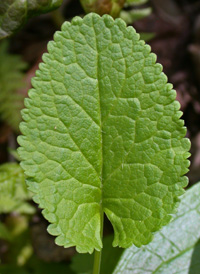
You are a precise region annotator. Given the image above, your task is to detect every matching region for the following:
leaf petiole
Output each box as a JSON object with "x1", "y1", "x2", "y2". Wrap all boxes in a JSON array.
[
  {"x1": 92, "y1": 249, "x2": 102, "y2": 274},
  {"x1": 93, "y1": 209, "x2": 104, "y2": 274}
]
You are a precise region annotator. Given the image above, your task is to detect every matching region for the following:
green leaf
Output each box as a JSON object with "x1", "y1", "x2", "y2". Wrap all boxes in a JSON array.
[
  {"x1": 18, "y1": 13, "x2": 190, "y2": 253},
  {"x1": 113, "y1": 182, "x2": 200, "y2": 274},
  {"x1": 125, "y1": 0, "x2": 148, "y2": 5},
  {"x1": 120, "y1": 8, "x2": 152, "y2": 24},
  {"x1": 3, "y1": 215, "x2": 33, "y2": 265},
  {"x1": 139, "y1": 32, "x2": 155, "y2": 42},
  {"x1": 0, "y1": 41, "x2": 27, "y2": 131},
  {"x1": 0, "y1": 0, "x2": 63, "y2": 39},
  {"x1": 0, "y1": 163, "x2": 34, "y2": 214},
  {"x1": 71, "y1": 235, "x2": 123, "y2": 274},
  {"x1": 0, "y1": 222, "x2": 11, "y2": 241}
]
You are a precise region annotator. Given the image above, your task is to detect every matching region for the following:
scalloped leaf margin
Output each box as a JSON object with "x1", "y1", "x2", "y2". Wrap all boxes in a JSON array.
[{"x1": 18, "y1": 13, "x2": 190, "y2": 253}]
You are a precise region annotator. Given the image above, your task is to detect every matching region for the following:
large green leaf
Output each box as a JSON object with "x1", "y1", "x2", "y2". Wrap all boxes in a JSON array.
[
  {"x1": 0, "y1": 163, "x2": 34, "y2": 214},
  {"x1": 113, "y1": 182, "x2": 200, "y2": 274},
  {"x1": 18, "y1": 13, "x2": 190, "y2": 253},
  {"x1": 0, "y1": 0, "x2": 63, "y2": 39}
]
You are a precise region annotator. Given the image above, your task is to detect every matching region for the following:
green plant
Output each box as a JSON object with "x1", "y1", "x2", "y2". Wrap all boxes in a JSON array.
[
  {"x1": 0, "y1": 0, "x2": 63, "y2": 39},
  {"x1": 17, "y1": 12, "x2": 190, "y2": 274},
  {"x1": 0, "y1": 163, "x2": 34, "y2": 214},
  {"x1": 80, "y1": 0, "x2": 153, "y2": 36},
  {"x1": 0, "y1": 41, "x2": 27, "y2": 131},
  {"x1": 119, "y1": 0, "x2": 154, "y2": 41},
  {"x1": 0, "y1": 163, "x2": 35, "y2": 270},
  {"x1": 80, "y1": 0, "x2": 126, "y2": 18},
  {"x1": 120, "y1": 0, "x2": 151, "y2": 23}
]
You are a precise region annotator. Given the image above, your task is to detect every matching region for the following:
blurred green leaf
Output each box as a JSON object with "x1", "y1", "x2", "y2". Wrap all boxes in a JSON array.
[
  {"x1": 0, "y1": 41, "x2": 27, "y2": 131},
  {"x1": 120, "y1": 7, "x2": 151, "y2": 23},
  {"x1": 139, "y1": 32, "x2": 155, "y2": 42},
  {"x1": 0, "y1": 163, "x2": 34, "y2": 214},
  {"x1": 125, "y1": 0, "x2": 148, "y2": 6},
  {"x1": 0, "y1": 222, "x2": 11, "y2": 241},
  {"x1": 80, "y1": 0, "x2": 126, "y2": 18},
  {"x1": 1, "y1": 215, "x2": 33, "y2": 266},
  {"x1": 0, "y1": 265, "x2": 29, "y2": 274},
  {"x1": 0, "y1": 0, "x2": 63, "y2": 39},
  {"x1": 113, "y1": 182, "x2": 200, "y2": 274}
]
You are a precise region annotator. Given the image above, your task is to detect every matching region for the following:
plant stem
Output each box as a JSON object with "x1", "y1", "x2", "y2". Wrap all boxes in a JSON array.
[{"x1": 92, "y1": 210, "x2": 104, "y2": 274}]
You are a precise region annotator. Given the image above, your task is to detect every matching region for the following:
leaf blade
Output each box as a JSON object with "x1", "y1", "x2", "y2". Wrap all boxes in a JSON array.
[{"x1": 18, "y1": 13, "x2": 190, "y2": 253}]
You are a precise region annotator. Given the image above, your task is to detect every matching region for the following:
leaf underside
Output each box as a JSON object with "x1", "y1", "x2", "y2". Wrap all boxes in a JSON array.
[
  {"x1": 113, "y1": 182, "x2": 200, "y2": 274},
  {"x1": 18, "y1": 13, "x2": 190, "y2": 253}
]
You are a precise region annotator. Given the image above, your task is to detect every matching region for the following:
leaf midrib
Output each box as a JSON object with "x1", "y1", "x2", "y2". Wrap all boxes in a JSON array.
[{"x1": 92, "y1": 17, "x2": 104, "y2": 235}]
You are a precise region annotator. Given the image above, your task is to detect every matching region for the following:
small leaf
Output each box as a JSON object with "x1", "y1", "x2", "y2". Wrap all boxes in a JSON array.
[
  {"x1": 120, "y1": 8, "x2": 152, "y2": 24},
  {"x1": 113, "y1": 182, "x2": 200, "y2": 274},
  {"x1": 80, "y1": 0, "x2": 126, "y2": 18},
  {"x1": 0, "y1": 41, "x2": 27, "y2": 131},
  {"x1": 18, "y1": 13, "x2": 190, "y2": 253},
  {"x1": 0, "y1": 0, "x2": 63, "y2": 39},
  {"x1": 0, "y1": 163, "x2": 34, "y2": 214},
  {"x1": 125, "y1": 0, "x2": 148, "y2": 5}
]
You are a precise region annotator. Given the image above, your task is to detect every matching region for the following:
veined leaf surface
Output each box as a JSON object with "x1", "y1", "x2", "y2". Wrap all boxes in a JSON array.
[
  {"x1": 113, "y1": 182, "x2": 200, "y2": 274},
  {"x1": 18, "y1": 13, "x2": 190, "y2": 253}
]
